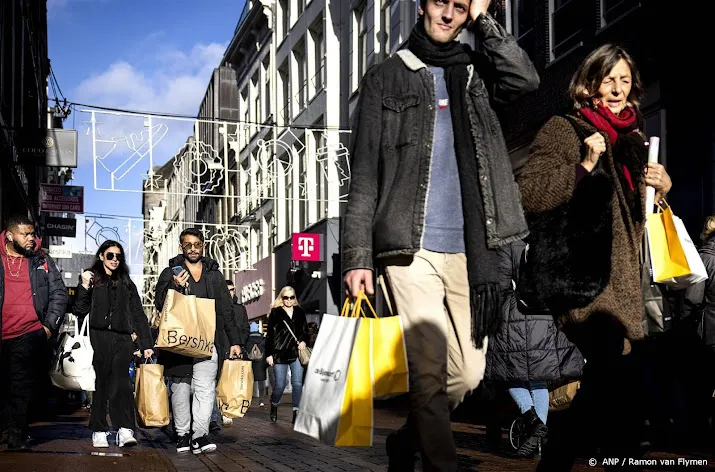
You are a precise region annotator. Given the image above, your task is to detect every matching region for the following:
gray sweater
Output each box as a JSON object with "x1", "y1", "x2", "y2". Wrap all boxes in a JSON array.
[{"x1": 422, "y1": 67, "x2": 465, "y2": 254}]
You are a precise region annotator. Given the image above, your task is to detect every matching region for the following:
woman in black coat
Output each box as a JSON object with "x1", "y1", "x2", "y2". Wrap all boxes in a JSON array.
[
  {"x1": 73, "y1": 240, "x2": 153, "y2": 449},
  {"x1": 265, "y1": 286, "x2": 309, "y2": 424},
  {"x1": 485, "y1": 240, "x2": 584, "y2": 457},
  {"x1": 246, "y1": 323, "x2": 268, "y2": 407}
]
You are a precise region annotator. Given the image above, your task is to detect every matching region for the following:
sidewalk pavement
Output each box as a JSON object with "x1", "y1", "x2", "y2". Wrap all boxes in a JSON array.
[{"x1": 1, "y1": 398, "x2": 713, "y2": 472}]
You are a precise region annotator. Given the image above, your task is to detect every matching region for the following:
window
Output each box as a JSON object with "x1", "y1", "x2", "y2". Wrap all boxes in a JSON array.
[
  {"x1": 279, "y1": 0, "x2": 289, "y2": 38},
  {"x1": 356, "y1": 5, "x2": 368, "y2": 83},
  {"x1": 550, "y1": 0, "x2": 589, "y2": 60},
  {"x1": 293, "y1": 41, "x2": 307, "y2": 112},
  {"x1": 314, "y1": 129, "x2": 328, "y2": 219},
  {"x1": 263, "y1": 57, "x2": 271, "y2": 122},
  {"x1": 241, "y1": 88, "x2": 249, "y2": 144},
  {"x1": 285, "y1": 165, "x2": 293, "y2": 235},
  {"x1": 279, "y1": 62, "x2": 290, "y2": 125},
  {"x1": 310, "y1": 22, "x2": 325, "y2": 93},
  {"x1": 601, "y1": 0, "x2": 640, "y2": 27},
  {"x1": 380, "y1": 0, "x2": 391, "y2": 62},
  {"x1": 298, "y1": 144, "x2": 308, "y2": 229},
  {"x1": 508, "y1": 0, "x2": 537, "y2": 61}
]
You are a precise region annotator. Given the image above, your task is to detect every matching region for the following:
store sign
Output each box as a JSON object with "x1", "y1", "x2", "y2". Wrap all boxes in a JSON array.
[
  {"x1": 44, "y1": 216, "x2": 77, "y2": 237},
  {"x1": 21, "y1": 129, "x2": 78, "y2": 167},
  {"x1": 39, "y1": 184, "x2": 84, "y2": 213},
  {"x1": 241, "y1": 279, "x2": 265, "y2": 304},
  {"x1": 292, "y1": 233, "x2": 321, "y2": 262},
  {"x1": 49, "y1": 245, "x2": 72, "y2": 259}
]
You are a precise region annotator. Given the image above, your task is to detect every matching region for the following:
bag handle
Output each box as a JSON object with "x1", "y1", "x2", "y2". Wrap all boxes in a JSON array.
[
  {"x1": 283, "y1": 319, "x2": 300, "y2": 344},
  {"x1": 645, "y1": 137, "x2": 661, "y2": 215},
  {"x1": 340, "y1": 291, "x2": 377, "y2": 318},
  {"x1": 79, "y1": 314, "x2": 90, "y2": 337}
]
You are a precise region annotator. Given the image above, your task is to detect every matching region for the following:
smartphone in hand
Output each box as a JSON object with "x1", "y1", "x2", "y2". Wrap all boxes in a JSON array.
[{"x1": 172, "y1": 266, "x2": 184, "y2": 276}]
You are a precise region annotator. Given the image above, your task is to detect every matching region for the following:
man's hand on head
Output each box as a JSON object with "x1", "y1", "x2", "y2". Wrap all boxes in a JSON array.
[{"x1": 470, "y1": 0, "x2": 491, "y2": 21}]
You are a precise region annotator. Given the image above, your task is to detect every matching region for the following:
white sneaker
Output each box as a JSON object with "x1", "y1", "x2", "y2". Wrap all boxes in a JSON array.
[
  {"x1": 222, "y1": 416, "x2": 233, "y2": 426},
  {"x1": 116, "y1": 428, "x2": 137, "y2": 447},
  {"x1": 92, "y1": 432, "x2": 109, "y2": 448}
]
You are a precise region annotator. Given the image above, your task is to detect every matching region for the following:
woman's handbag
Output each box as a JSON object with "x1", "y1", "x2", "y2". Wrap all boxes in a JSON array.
[{"x1": 283, "y1": 320, "x2": 312, "y2": 366}]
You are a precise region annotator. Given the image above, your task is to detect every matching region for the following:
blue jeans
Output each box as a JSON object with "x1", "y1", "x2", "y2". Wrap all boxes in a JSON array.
[
  {"x1": 270, "y1": 359, "x2": 303, "y2": 409},
  {"x1": 508, "y1": 381, "x2": 549, "y2": 424}
]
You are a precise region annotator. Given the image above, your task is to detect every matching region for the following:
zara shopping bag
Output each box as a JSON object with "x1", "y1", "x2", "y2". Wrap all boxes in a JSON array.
[
  {"x1": 155, "y1": 289, "x2": 216, "y2": 358},
  {"x1": 135, "y1": 359, "x2": 170, "y2": 427},
  {"x1": 647, "y1": 201, "x2": 708, "y2": 289},
  {"x1": 216, "y1": 358, "x2": 254, "y2": 418},
  {"x1": 347, "y1": 293, "x2": 409, "y2": 398},
  {"x1": 293, "y1": 311, "x2": 374, "y2": 446},
  {"x1": 49, "y1": 316, "x2": 95, "y2": 391}
]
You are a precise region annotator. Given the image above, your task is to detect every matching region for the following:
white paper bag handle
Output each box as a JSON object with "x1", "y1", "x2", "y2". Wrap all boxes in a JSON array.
[
  {"x1": 79, "y1": 314, "x2": 91, "y2": 338},
  {"x1": 645, "y1": 136, "x2": 660, "y2": 215}
]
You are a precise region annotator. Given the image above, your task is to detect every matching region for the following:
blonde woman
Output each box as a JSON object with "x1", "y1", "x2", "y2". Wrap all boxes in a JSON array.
[{"x1": 265, "y1": 286, "x2": 309, "y2": 424}]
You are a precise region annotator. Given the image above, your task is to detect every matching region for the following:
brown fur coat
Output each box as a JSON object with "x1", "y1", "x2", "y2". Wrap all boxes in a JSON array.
[{"x1": 517, "y1": 115, "x2": 645, "y2": 344}]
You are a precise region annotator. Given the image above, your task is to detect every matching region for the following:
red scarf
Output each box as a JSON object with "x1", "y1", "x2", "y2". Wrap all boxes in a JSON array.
[{"x1": 578, "y1": 103, "x2": 638, "y2": 190}]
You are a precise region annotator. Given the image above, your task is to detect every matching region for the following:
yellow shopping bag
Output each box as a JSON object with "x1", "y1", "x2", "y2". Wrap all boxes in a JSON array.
[
  {"x1": 647, "y1": 201, "x2": 707, "y2": 288},
  {"x1": 343, "y1": 293, "x2": 409, "y2": 398},
  {"x1": 334, "y1": 316, "x2": 373, "y2": 446}
]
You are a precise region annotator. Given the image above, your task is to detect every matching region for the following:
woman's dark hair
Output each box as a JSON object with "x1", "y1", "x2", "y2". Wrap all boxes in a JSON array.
[
  {"x1": 569, "y1": 44, "x2": 643, "y2": 110},
  {"x1": 88, "y1": 240, "x2": 132, "y2": 287}
]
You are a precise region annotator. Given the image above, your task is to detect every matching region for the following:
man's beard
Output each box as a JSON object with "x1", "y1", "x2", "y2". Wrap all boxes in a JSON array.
[
  {"x1": 12, "y1": 240, "x2": 36, "y2": 258},
  {"x1": 185, "y1": 252, "x2": 202, "y2": 263}
]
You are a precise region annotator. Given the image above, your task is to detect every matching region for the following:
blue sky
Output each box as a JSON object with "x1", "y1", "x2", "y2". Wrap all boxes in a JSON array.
[{"x1": 47, "y1": 0, "x2": 246, "y2": 258}]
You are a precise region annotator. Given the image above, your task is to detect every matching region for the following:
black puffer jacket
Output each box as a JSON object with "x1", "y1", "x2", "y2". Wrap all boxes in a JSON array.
[
  {"x1": 683, "y1": 236, "x2": 715, "y2": 353},
  {"x1": 485, "y1": 240, "x2": 584, "y2": 386},
  {"x1": 73, "y1": 280, "x2": 152, "y2": 351},
  {"x1": 266, "y1": 306, "x2": 309, "y2": 365}
]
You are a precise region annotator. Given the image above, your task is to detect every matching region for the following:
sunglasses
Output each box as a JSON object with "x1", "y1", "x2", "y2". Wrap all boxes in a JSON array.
[
  {"x1": 105, "y1": 252, "x2": 123, "y2": 261},
  {"x1": 283, "y1": 295, "x2": 296, "y2": 300},
  {"x1": 229, "y1": 288, "x2": 236, "y2": 292},
  {"x1": 182, "y1": 242, "x2": 204, "y2": 251}
]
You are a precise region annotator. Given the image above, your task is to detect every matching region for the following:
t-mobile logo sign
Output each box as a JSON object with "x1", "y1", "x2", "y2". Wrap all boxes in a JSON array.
[{"x1": 291, "y1": 233, "x2": 321, "y2": 261}]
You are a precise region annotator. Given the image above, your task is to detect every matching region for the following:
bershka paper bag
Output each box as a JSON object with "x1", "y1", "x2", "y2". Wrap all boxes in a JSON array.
[{"x1": 156, "y1": 290, "x2": 216, "y2": 358}]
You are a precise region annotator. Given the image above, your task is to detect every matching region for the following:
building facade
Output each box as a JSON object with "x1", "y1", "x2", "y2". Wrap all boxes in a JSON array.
[{"x1": 0, "y1": 0, "x2": 60, "y2": 225}]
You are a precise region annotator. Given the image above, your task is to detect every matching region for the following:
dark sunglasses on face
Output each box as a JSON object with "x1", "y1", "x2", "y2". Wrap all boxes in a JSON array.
[
  {"x1": 105, "y1": 252, "x2": 122, "y2": 261},
  {"x1": 182, "y1": 242, "x2": 204, "y2": 251},
  {"x1": 283, "y1": 295, "x2": 296, "y2": 300}
]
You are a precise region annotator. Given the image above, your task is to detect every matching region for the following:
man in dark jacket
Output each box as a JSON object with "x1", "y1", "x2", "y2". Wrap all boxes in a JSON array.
[
  {"x1": 209, "y1": 280, "x2": 250, "y2": 431},
  {"x1": 154, "y1": 228, "x2": 242, "y2": 455},
  {"x1": 227, "y1": 280, "x2": 250, "y2": 347},
  {"x1": 342, "y1": 1, "x2": 538, "y2": 470},
  {"x1": 0, "y1": 215, "x2": 68, "y2": 450}
]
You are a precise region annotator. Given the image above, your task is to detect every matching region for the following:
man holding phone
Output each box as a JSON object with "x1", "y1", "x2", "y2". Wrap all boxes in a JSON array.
[{"x1": 154, "y1": 228, "x2": 242, "y2": 455}]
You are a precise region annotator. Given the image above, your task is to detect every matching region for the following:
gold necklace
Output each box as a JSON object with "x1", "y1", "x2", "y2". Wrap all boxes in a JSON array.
[{"x1": 4, "y1": 254, "x2": 23, "y2": 278}]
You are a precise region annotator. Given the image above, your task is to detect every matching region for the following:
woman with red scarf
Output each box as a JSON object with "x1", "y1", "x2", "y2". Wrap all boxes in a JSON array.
[{"x1": 517, "y1": 44, "x2": 672, "y2": 470}]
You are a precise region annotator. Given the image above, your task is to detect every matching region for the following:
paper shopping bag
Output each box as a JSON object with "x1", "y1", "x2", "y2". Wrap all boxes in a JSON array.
[
  {"x1": 156, "y1": 290, "x2": 216, "y2": 358},
  {"x1": 647, "y1": 202, "x2": 708, "y2": 289},
  {"x1": 342, "y1": 294, "x2": 409, "y2": 398},
  {"x1": 135, "y1": 361, "x2": 170, "y2": 427},
  {"x1": 549, "y1": 381, "x2": 580, "y2": 411},
  {"x1": 49, "y1": 316, "x2": 95, "y2": 392},
  {"x1": 293, "y1": 314, "x2": 374, "y2": 446},
  {"x1": 216, "y1": 359, "x2": 254, "y2": 418}
]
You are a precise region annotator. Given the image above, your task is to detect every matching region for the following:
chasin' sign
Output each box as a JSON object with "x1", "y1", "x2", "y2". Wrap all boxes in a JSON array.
[{"x1": 241, "y1": 279, "x2": 264, "y2": 304}]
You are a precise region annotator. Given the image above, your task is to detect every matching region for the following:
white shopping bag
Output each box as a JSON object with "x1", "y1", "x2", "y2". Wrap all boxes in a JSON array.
[
  {"x1": 293, "y1": 314, "x2": 373, "y2": 446},
  {"x1": 49, "y1": 316, "x2": 96, "y2": 391},
  {"x1": 661, "y1": 215, "x2": 708, "y2": 289}
]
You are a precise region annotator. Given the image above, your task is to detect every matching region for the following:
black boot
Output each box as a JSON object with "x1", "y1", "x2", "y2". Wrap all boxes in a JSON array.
[
  {"x1": 270, "y1": 404, "x2": 278, "y2": 423},
  {"x1": 292, "y1": 410, "x2": 297, "y2": 425},
  {"x1": 7, "y1": 430, "x2": 30, "y2": 451},
  {"x1": 386, "y1": 430, "x2": 416, "y2": 472},
  {"x1": 517, "y1": 407, "x2": 548, "y2": 458}
]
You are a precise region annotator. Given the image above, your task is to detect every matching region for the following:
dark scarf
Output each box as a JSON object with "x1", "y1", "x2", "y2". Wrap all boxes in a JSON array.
[
  {"x1": 579, "y1": 103, "x2": 648, "y2": 222},
  {"x1": 407, "y1": 21, "x2": 501, "y2": 349}
]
